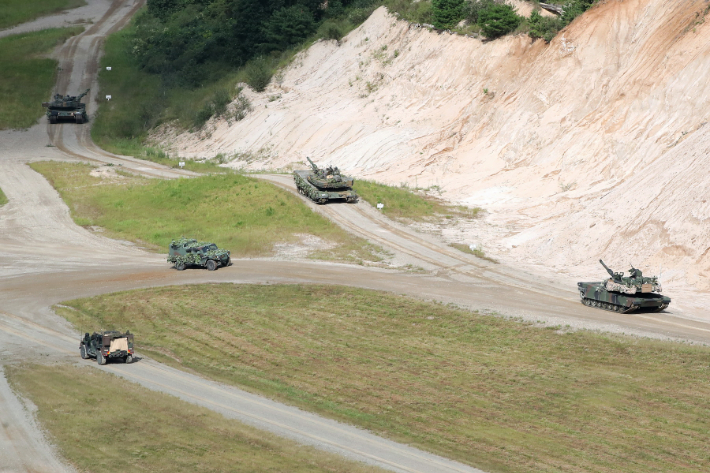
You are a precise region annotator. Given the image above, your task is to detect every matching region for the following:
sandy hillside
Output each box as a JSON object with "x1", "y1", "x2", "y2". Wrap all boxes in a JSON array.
[{"x1": 156, "y1": 0, "x2": 710, "y2": 293}]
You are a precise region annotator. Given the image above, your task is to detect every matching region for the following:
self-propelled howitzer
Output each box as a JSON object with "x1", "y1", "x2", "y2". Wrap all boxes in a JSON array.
[{"x1": 577, "y1": 260, "x2": 670, "y2": 313}]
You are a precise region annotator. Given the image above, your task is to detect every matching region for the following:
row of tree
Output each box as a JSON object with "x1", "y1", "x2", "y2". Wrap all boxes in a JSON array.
[{"x1": 431, "y1": 0, "x2": 596, "y2": 39}]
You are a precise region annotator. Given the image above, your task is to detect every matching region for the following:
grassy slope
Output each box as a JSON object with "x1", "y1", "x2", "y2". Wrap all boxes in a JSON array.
[
  {"x1": 57, "y1": 284, "x2": 710, "y2": 473},
  {"x1": 354, "y1": 179, "x2": 481, "y2": 221},
  {"x1": 0, "y1": 0, "x2": 85, "y2": 29},
  {"x1": 0, "y1": 187, "x2": 7, "y2": 206},
  {"x1": 7, "y1": 364, "x2": 383, "y2": 473},
  {"x1": 0, "y1": 27, "x2": 83, "y2": 130},
  {"x1": 30, "y1": 161, "x2": 382, "y2": 261}
]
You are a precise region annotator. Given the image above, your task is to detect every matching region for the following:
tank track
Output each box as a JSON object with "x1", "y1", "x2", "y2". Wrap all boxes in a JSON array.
[
  {"x1": 580, "y1": 297, "x2": 669, "y2": 314},
  {"x1": 580, "y1": 297, "x2": 638, "y2": 314}
]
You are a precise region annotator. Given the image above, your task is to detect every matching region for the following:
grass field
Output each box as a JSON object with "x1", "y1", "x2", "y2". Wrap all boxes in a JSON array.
[
  {"x1": 30, "y1": 161, "x2": 382, "y2": 262},
  {"x1": 0, "y1": 27, "x2": 84, "y2": 130},
  {"x1": 0, "y1": 0, "x2": 85, "y2": 29},
  {"x1": 7, "y1": 364, "x2": 384, "y2": 473},
  {"x1": 354, "y1": 180, "x2": 481, "y2": 222},
  {"x1": 57, "y1": 283, "x2": 710, "y2": 473}
]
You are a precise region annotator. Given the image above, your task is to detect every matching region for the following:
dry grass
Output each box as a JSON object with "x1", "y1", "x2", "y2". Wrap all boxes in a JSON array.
[
  {"x1": 7, "y1": 363, "x2": 384, "y2": 473},
  {"x1": 449, "y1": 242, "x2": 498, "y2": 264},
  {"x1": 29, "y1": 161, "x2": 384, "y2": 262},
  {"x1": 56, "y1": 283, "x2": 710, "y2": 473},
  {"x1": 354, "y1": 179, "x2": 482, "y2": 222}
]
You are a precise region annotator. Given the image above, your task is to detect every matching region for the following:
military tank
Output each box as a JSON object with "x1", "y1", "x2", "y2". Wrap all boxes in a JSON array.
[
  {"x1": 578, "y1": 260, "x2": 671, "y2": 313},
  {"x1": 293, "y1": 157, "x2": 358, "y2": 204},
  {"x1": 167, "y1": 237, "x2": 231, "y2": 271},
  {"x1": 42, "y1": 88, "x2": 89, "y2": 124}
]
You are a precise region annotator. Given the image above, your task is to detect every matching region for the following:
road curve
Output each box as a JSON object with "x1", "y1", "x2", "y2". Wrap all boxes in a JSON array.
[{"x1": 2, "y1": 1, "x2": 710, "y2": 472}]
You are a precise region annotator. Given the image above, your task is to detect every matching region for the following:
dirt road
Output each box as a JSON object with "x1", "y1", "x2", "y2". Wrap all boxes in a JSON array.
[{"x1": 1, "y1": 1, "x2": 710, "y2": 472}]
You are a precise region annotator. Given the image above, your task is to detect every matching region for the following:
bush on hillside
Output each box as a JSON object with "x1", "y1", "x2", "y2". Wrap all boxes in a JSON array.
[
  {"x1": 432, "y1": 0, "x2": 464, "y2": 29},
  {"x1": 528, "y1": 0, "x2": 598, "y2": 43},
  {"x1": 463, "y1": 0, "x2": 495, "y2": 23},
  {"x1": 477, "y1": 3, "x2": 521, "y2": 39}
]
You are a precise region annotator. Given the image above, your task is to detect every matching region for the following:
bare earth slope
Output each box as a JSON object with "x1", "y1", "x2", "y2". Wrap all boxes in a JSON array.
[{"x1": 159, "y1": 1, "x2": 710, "y2": 298}]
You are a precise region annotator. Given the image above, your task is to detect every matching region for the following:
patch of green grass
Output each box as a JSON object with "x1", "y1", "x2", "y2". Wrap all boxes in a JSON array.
[
  {"x1": 354, "y1": 179, "x2": 481, "y2": 221},
  {"x1": 57, "y1": 284, "x2": 710, "y2": 473},
  {"x1": 0, "y1": 186, "x2": 7, "y2": 206},
  {"x1": 0, "y1": 27, "x2": 84, "y2": 130},
  {"x1": 7, "y1": 364, "x2": 384, "y2": 473},
  {"x1": 0, "y1": 0, "x2": 85, "y2": 29},
  {"x1": 29, "y1": 161, "x2": 382, "y2": 262},
  {"x1": 101, "y1": 138, "x2": 226, "y2": 173},
  {"x1": 449, "y1": 242, "x2": 498, "y2": 264}
]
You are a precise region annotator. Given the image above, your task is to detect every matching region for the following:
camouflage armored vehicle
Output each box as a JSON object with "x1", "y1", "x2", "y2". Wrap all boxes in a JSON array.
[
  {"x1": 168, "y1": 237, "x2": 231, "y2": 271},
  {"x1": 42, "y1": 88, "x2": 89, "y2": 124},
  {"x1": 80, "y1": 330, "x2": 134, "y2": 365},
  {"x1": 578, "y1": 259, "x2": 671, "y2": 313},
  {"x1": 293, "y1": 157, "x2": 358, "y2": 204}
]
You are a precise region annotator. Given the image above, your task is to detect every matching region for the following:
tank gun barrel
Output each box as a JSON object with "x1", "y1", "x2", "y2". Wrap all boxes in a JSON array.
[
  {"x1": 599, "y1": 259, "x2": 616, "y2": 279},
  {"x1": 77, "y1": 88, "x2": 90, "y2": 101},
  {"x1": 306, "y1": 157, "x2": 319, "y2": 171}
]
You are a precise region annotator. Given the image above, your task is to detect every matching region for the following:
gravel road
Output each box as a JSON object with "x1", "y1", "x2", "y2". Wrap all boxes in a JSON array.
[{"x1": 2, "y1": 1, "x2": 710, "y2": 472}]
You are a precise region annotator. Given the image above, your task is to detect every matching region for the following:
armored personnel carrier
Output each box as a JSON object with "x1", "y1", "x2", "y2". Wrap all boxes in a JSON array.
[
  {"x1": 80, "y1": 330, "x2": 134, "y2": 365},
  {"x1": 168, "y1": 237, "x2": 231, "y2": 271},
  {"x1": 293, "y1": 157, "x2": 358, "y2": 204},
  {"x1": 578, "y1": 260, "x2": 671, "y2": 313},
  {"x1": 42, "y1": 88, "x2": 89, "y2": 124}
]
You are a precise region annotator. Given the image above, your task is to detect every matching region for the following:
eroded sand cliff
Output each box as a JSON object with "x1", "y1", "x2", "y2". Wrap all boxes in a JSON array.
[{"x1": 156, "y1": 0, "x2": 710, "y2": 300}]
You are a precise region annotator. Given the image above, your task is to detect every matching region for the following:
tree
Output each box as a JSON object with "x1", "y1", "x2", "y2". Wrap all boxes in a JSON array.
[
  {"x1": 477, "y1": 3, "x2": 520, "y2": 39},
  {"x1": 260, "y1": 5, "x2": 316, "y2": 53},
  {"x1": 432, "y1": 0, "x2": 464, "y2": 29}
]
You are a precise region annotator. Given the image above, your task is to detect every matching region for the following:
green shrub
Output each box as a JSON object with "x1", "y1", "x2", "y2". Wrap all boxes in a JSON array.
[
  {"x1": 463, "y1": 0, "x2": 495, "y2": 23},
  {"x1": 432, "y1": 0, "x2": 464, "y2": 29},
  {"x1": 244, "y1": 57, "x2": 273, "y2": 92},
  {"x1": 477, "y1": 3, "x2": 521, "y2": 39},
  {"x1": 528, "y1": 10, "x2": 563, "y2": 42},
  {"x1": 320, "y1": 20, "x2": 346, "y2": 41}
]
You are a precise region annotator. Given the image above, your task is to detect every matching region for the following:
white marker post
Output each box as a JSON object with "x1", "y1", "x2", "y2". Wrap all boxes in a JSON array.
[
  {"x1": 106, "y1": 67, "x2": 112, "y2": 71},
  {"x1": 376, "y1": 203, "x2": 384, "y2": 210},
  {"x1": 179, "y1": 161, "x2": 185, "y2": 169},
  {"x1": 105, "y1": 95, "x2": 112, "y2": 101}
]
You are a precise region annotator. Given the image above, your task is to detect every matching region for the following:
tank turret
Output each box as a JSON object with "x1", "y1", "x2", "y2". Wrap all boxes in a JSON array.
[{"x1": 577, "y1": 260, "x2": 670, "y2": 313}]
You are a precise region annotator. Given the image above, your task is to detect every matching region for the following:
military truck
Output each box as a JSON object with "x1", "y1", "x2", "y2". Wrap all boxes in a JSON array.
[
  {"x1": 293, "y1": 157, "x2": 358, "y2": 204},
  {"x1": 167, "y1": 237, "x2": 231, "y2": 271},
  {"x1": 578, "y1": 260, "x2": 671, "y2": 313},
  {"x1": 42, "y1": 89, "x2": 89, "y2": 124},
  {"x1": 80, "y1": 330, "x2": 134, "y2": 365}
]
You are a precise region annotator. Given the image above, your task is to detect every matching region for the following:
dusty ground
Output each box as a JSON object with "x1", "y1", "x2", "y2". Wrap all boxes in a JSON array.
[
  {"x1": 3, "y1": 2, "x2": 710, "y2": 472},
  {"x1": 156, "y1": 1, "x2": 710, "y2": 309}
]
